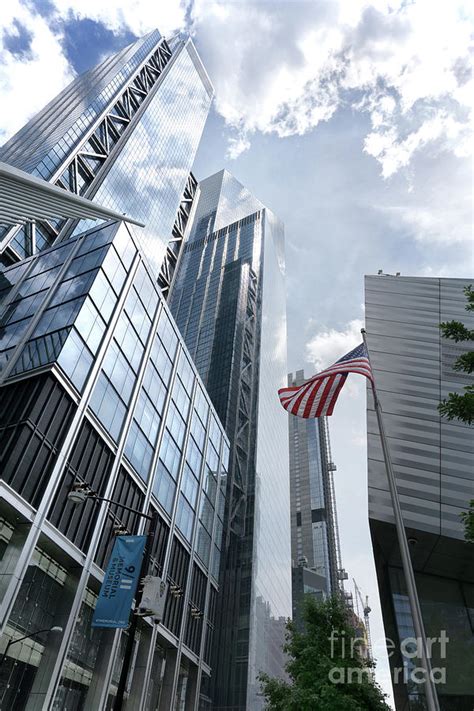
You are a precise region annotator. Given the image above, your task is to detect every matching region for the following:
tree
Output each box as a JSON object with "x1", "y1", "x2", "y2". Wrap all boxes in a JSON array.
[
  {"x1": 438, "y1": 284, "x2": 474, "y2": 425},
  {"x1": 438, "y1": 285, "x2": 474, "y2": 543},
  {"x1": 460, "y1": 500, "x2": 474, "y2": 544},
  {"x1": 259, "y1": 595, "x2": 391, "y2": 711}
]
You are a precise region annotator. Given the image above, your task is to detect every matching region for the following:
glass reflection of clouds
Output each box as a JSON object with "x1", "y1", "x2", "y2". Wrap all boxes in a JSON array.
[
  {"x1": 249, "y1": 210, "x2": 292, "y2": 710},
  {"x1": 91, "y1": 42, "x2": 213, "y2": 274},
  {"x1": 170, "y1": 171, "x2": 291, "y2": 710}
]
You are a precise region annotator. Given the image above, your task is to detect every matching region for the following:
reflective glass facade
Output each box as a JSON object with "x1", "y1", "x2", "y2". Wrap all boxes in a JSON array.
[
  {"x1": 170, "y1": 170, "x2": 292, "y2": 711},
  {"x1": 0, "y1": 220, "x2": 229, "y2": 710},
  {"x1": 365, "y1": 275, "x2": 474, "y2": 710},
  {"x1": 73, "y1": 40, "x2": 213, "y2": 275},
  {"x1": 287, "y1": 370, "x2": 340, "y2": 625},
  {"x1": 0, "y1": 32, "x2": 162, "y2": 177},
  {"x1": 0, "y1": 31, "x2": 212, "y2": 280}
]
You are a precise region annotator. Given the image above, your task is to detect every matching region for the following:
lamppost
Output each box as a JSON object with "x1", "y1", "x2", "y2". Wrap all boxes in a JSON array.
[
  {"x1": 68, "y1": 482, "x2": 159, "y2": 711},
  {"x1": 0, "y1": 626, "x2": 63, "y2": 666}
]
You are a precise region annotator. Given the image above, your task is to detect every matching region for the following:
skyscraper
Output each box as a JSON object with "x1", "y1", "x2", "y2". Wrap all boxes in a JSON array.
[
  {"x1": 0, "y1": 29, "x2": 228, "y2": 711},
  {"x1": 0, "y1": 29, "x2": 213, "y2": 291},
  {"x1": 365, "y1": 274, "x2": 474, "y2": 710},
  {"x1": 170, "y1": 170, "x2": 292, "y2": 710},
  {"x1": 287, "y1": 370, "x2": 342, "y2": 628}
]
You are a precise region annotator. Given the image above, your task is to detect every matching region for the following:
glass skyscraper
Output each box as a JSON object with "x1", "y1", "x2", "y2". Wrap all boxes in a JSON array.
[
  {"x1": 0, "y1": 219, "x2": 229, "y2": 710},
  {"x1": 0, "y1": 28, "x2": 228, "y2": 711},
  {"x1": 365, "y1": 274, "x2": 474, "y2": 710},
  {"x1": 286, "y1": 370, "x2": 342, "y2": 627},
  {"x1": 0, "y1": 29, "x2": 213, "y2": 290},
  {"x1": 170, "y1": 169, "x2": 292, "y2": 710}
]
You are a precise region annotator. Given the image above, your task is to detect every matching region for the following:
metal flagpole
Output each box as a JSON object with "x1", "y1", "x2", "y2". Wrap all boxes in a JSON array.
[{"x1": 361, "y1": 329, "x2": 440, "y2": 711}]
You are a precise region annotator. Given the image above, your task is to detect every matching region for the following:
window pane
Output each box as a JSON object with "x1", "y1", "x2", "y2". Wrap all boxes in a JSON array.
[
  {"x1": 157, "y1": 311, "x2": 177, "y2": 358},
  {"x1": 74, "y1": 298, "x2": 106, "y2": 354},
  {"x1": 159, "y1": 431, "x2": 181, "y2": 480},
  {"x1": 102, "y1": 341, "x2": 135, "y2": 404},
  {"x1": 153, "y1": 461, "x2": 176, "y2": 515},
  {"x1": 199, "y1": 495, "x2": 214, "y2": 534},
  {"x1": 176, "y1": 495, "x2": 194, "y2": 542},
  {"x1": 180, "y1": 464, "x2": 198, "y2": 508},
  {"x1": 171, "y1": 377, "x2": 190, "y2": 420},
  {"x1": 142, "y1": 362, "x2": 167, "y2": 413},
  {"x1": 165, "y1": 402, "x2": 186, "y2": 450},
  {"x1": 134, "y1": 390, "x2": 161, "y2": 444},
  {"x1": 196, "y1": 525, "x2": 211, "y2": 567},
  {"x1": 89, "y1": 270, "x2": 117, "y2": 321},
  {"x1": 150, "y1": 336, "x2": 172, "y2": 385},
  {"x1": 124, "y1": 420, "x2": 153, "y2": 481}
]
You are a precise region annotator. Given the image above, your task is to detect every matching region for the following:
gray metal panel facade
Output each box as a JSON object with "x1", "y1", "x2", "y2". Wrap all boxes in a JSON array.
[
  {"x1": 366, "y1": 275, "x2": 473, "y2": 540},
  {"x1": 365, "y1": 274, "x2": 474, "y2": 711}
]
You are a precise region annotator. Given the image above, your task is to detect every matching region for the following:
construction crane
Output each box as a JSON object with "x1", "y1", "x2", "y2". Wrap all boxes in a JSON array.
[{"x1": 353, "y1": 578, "x2": 373, "y2": 663}]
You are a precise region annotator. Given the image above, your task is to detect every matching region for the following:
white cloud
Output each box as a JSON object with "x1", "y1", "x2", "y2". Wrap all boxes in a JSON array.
[
  {"x1": 52, "y1": 0, "x2": 189, "y2": 37},
  {"x1": 190, "y1": 0, "x2": 473, "y2": 176},
  {"x1": 1, "y1": 1, "x2": 471, "y2": 180},
  {"x1": 374, "y1": 150, "x2": 473, "y2": 245},
  {"x1": 226, "y1": 132, "x2": 251, "y2": 160},
  {"x1": 0, "y1": 1, "x2": 75, "y2": 143},
  {"x1": 306, "y1": 318, "x2": 364, "y2": 371}
]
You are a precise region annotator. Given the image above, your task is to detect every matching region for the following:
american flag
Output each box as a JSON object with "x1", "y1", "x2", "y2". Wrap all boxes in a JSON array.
[{"x1": 278, "y1": 342, "x2": 374, "y2": 418}]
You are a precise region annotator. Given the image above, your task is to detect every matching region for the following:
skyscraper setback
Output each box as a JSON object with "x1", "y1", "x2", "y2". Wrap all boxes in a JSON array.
[
  {"x1": 170, "y1": 170, "x2": 292, "y2": 710},
  {"x1": 0, "y1": 30, "x2": 230, "y2": 711}
]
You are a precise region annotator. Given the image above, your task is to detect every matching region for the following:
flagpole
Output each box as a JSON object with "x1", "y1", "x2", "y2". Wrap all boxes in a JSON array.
[{"x1": 361, "y1": 329, "x2": 440, "y2": 711}]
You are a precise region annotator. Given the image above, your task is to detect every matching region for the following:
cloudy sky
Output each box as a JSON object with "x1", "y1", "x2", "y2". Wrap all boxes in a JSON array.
[{"x1": 1, "y1": 0, "x2": 473, "y2": 703}]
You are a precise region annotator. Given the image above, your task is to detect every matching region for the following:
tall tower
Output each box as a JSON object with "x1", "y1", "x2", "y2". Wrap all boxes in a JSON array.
[
  {"x1": 0, "y1": 29, "x2": 213, "y2": 290},
  {"x1": 170, "y1": 170, "x2": 292, "y2": 710},
  {"x1": 0, "y1": 31, "x2": 226, "y2": 711},
  {"x1": 365, "y1": 274, "x2": 474, "y2": 710},
  {"x1": 287, "y1": 370, "x2": 342, "y2": 627}
]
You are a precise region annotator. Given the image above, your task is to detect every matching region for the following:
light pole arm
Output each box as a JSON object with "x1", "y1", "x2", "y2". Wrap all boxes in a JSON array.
[
  {"x1": 86, "y1": 494, "x2": 153, "y2": 520},
  {"x1": 0, "y1": 628, "x2": 58, "y2": 666}
]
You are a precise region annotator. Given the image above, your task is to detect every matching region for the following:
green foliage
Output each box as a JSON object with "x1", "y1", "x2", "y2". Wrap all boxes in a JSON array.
[
  {"x1": 259, "y1": 595, "x2": 391, "y2": 711},
  {"x1": 438, "y1": 385, "x2": 474, "y2": 425},
  {"x1": 438, "y1": 285, "x2": 474, "y2": 426},
  {"x1": 438, "y1": 285, "x2": 474, "y2": 542},
  {"x1": 439, "y1": 320, "x2": 474, "y2": 344},
  {"x1": 460, "y1": 500, "x2": 474, "y2": 544}
]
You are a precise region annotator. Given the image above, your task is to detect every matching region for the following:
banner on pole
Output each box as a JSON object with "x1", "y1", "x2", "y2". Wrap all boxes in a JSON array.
[{"x1": 92, "y1": 535, "x2": 146, "y2": 628}]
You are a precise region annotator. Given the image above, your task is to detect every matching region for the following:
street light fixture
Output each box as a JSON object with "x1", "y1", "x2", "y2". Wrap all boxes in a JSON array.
[
  {"x1": 67, "y1": 482, "x2": 89, "y2": 504},
  {"x1": 68, "y1": 481, "x2": 158, "y2": 711},
  {"x1": 0, "y1": 626, "x2": 63, "y2": 666}
]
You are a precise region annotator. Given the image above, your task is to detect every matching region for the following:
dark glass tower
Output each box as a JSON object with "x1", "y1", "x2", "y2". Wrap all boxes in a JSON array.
[
  {"x1": 287, "y1": 370, "x2": 342, "y2": 627},
  {"x1": 365, "y1": 274, "x2": 474, "y2": 710},
  {"x1": 170, "y1": 169, "x2": 292, "y2": 710},
  {"x1": 0, "y1": 29, "x2": 213, "y2": 292}
]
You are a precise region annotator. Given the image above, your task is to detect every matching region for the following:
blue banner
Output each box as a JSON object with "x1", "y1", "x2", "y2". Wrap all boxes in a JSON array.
[{"x1": 92, "y1": 535, "x2": 147, "y2": 628}]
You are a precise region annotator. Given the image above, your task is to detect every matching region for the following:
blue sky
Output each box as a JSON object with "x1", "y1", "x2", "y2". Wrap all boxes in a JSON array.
[{"x1": 1, "y1": 0, "x2": 472, "y2": 703}]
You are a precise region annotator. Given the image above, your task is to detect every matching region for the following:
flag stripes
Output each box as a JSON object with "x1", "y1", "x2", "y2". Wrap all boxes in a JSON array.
[{"x1": 278, "y1": 342, "x2": 373, "y2": 419}]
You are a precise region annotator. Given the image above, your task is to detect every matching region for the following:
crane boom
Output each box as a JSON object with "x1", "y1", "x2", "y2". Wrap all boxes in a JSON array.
[{"x1": 353, "y1": 578, "x2": 373, "y2": 664}]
